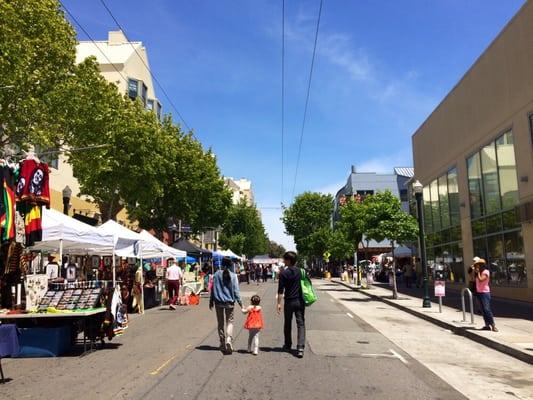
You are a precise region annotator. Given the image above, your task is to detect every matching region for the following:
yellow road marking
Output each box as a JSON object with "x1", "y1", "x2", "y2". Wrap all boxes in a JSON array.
[{"x1": 149, "y1": 344, "x2": 192, "y2": 375}]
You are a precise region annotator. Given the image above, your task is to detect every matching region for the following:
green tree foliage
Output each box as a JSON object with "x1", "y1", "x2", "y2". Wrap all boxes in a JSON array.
[
  {"x1": 358, "y1": 190, "x2": 419, "y2": 298},
  {"x1": 0, "y1": 0, "x2": 77, "y2": 150},
  {"x1": 327, "y1": 229, "x2": 355, "y2": 261},
  {"x1": 62, "y1": 58, "x2": 173, "y2": 222},
  {"x1": 219, "y1": 201, "x2": 269, "y2": 258},
  {"x1": 130, "y1": 118, "x2": 232, "y2": 232},
  {"x1": 282, "y1": 192, "x2": 333, "y2": 258},
  {"x1": 268, "y1": 240, "x2": 286, "y2": 258}
]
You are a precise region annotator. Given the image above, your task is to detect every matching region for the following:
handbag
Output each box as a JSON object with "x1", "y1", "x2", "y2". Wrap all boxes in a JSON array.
[{"x1": 300, "y1": 268, "x2": 318, "y2": 306}]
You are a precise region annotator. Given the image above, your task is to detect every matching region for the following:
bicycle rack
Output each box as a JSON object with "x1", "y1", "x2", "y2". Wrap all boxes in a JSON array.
[{"x1": 461, "y1": 287, "x2": 475, "y2": 324}]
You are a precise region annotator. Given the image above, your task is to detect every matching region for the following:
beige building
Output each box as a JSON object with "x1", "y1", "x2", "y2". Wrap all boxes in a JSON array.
[
  {"x1": 412, "y1": 1, "x2": 533, "y2": 302},
  {"x1": 224, "y1": 177, "x2": 255, "y2": 206},
  {"x1": 46, "y1": 30, "x2": 160, "y2": 228}
]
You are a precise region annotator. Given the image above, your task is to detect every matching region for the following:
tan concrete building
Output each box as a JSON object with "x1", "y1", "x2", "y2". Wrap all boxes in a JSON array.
[
  {"x1": 224, "y1": 177, "x2": 255, "y2": 206},
  {"x1": 412, "y1": 1, "x2": 533, "y2": 302},
  {"x1": 46, "y1": 30, "x2": 160, "y2": 228}
]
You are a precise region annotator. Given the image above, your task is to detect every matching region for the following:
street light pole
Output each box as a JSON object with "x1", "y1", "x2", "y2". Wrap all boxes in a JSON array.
[{"x1": 413, "y1": 180, "x2": 431, "y2": 308}]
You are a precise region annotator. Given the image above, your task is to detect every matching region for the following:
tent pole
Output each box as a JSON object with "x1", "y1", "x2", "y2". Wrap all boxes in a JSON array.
[
  {"x1": 140, "y1": 247, "x2": 144, "y2": 315},
  {"x1": 112, "y1": 241, "x2": 116, "y2": 287},
  {"x1": 59, "y1": 239, "x2": 63, "y2": 270}
]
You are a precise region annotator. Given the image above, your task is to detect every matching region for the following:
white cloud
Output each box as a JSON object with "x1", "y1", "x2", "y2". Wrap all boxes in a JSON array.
[
  {"x1": 315, "y1": 180, "x2": 345, "y2": 196},
  {"x1": 355, "y1": 147, "x2": 413, "y2": 174}
]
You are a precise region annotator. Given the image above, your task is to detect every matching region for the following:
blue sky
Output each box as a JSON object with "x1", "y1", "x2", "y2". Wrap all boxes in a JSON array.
[{"x1": 63, "y1": 0, "x2": 525, "y2": 249}]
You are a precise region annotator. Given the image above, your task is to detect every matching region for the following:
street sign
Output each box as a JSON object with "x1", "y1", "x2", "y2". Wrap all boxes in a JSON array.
[{"x1": 434, "y1": 280, "x2": 445, "y2": 297}]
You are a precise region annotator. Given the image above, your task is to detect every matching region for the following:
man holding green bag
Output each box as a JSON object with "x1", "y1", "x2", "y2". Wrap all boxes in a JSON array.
[{"x1": 277, "y1": 251, "x2": 308, "y2": 358}]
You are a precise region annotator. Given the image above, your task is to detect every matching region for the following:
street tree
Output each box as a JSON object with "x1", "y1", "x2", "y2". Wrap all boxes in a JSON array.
[
  {"x1": 62, "y1": 58, "x2": 172, "y2": 222},
  {"x1": 282, "y1": 192, "x2": 333, "y2": 259},
  {"x1": 327, "y1": 229, "x2": 355, "y2": 262},
  {"x1": 219, "y1": 200, "x2": 269, "y2": 257},
  {"x1": 131, "y1": 118, "x2": 232, "y2": 233},
  {"x1": 269, "y1": 240, "x2": 286, "y2": 258},
  {"x1": 360, "y1": 191, "x2": 419, "y2": 299},
  {"x1": 0, "y1": 0, "x2": 77, "y2": 150}
]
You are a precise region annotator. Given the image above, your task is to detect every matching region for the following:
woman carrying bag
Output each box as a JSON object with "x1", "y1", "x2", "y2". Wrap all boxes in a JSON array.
[{"x1": 209, "y1": 257, "x2": 242, "y2": 354}]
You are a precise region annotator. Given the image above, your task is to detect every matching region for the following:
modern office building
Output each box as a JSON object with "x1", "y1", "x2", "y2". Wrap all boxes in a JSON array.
[
  {"x1": 412, "y1": 2, "x2": 533, "y2": 301},
  {"x1": 333, "y1": 166, "x2": 414, "y2": 256},
  {"x1": 46, "y1": 30, "x2": 160, "y2": 228}
]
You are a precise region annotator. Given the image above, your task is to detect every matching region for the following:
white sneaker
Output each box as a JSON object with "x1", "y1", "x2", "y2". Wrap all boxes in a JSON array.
[{"x1": 252, "y1": 350, "x2": 258, "y2": 356}]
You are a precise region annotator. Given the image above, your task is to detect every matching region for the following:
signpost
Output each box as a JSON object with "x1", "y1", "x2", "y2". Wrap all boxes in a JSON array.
[{"x1": 434, "y1": 280, "x2": 445, "y2": 313}]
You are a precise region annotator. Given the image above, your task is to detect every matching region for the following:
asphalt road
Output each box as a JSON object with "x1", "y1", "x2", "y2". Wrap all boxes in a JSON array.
[{"x1": 3, "y1": 281, "x2": 466, "y2": 400}]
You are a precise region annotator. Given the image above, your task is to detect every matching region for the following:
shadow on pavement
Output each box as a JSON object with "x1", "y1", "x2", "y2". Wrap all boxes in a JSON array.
[
  {"x1": 195, "y1": 345, "x2": 220, "y2": 351},
  {"x1": 338, "y1": 297, "x2": 372, "y2": 302}
]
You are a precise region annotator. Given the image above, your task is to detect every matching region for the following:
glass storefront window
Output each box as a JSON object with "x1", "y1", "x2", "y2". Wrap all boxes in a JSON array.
[
  {"x1": 496, "y1": 132, "x2": 519, "y2": 209},
  {"x1": 481, "y1": 142, "x2": 501, "y2": 214},
  {"x1": 423, "y1": 186, "x2": 433, "y2": 233},
  {"x1": 504, "y1": 231, "x2": 526, "y2": 287},
  {"x1": 467, "y1": 152, "x2": 484, "y2": 218},
  {"x1": 448, "y1": 168, "x2": 460, "y2": 226},
  {"x1": 430, "y1": 179, "x2": 441, "y2": 232},
  {"x1": 438, "y1": 175, "x2": 450, "y2": 228}
]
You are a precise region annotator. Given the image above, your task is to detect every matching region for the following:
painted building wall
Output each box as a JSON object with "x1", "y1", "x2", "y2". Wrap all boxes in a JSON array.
[{"x1": 412, "y1": 1, "x2": 533, "y2": 301}]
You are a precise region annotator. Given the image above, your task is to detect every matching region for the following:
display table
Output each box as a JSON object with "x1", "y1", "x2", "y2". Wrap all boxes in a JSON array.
[
  {"x1": 0, "y1": 309, "x2": 106, "y2": 356},
  {"x1": 0, "y1": 324, "x2": 20, "y2": 383}
]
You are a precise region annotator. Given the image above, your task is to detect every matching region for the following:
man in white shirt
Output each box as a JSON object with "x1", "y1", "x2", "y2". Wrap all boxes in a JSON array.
[{"x1": 166, "y1": 258, "x2": 183, "y2": 310}]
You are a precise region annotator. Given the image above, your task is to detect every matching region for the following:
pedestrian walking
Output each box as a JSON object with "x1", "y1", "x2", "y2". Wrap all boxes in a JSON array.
[
  {"x1": 277, "y1": 251, "x2": 306, "y2": 358},
  {"x1": 263, "y1": 266, "x2": 269, "y2": 283},
  {"x1": 210, "y1": 257, "x2": 243, "y2": 354},
  {"x1": 474, "y1": 257, "x2": 498, "y2": 332},
  {"x1": 241, "y1": 295, "x2": 264, "y2": 355},
  {"x1": 404, "y1": 262, "x2": 413, "y2": 288},
  {"x1": 166, "y1": 258, "x2": 183, "y2": 310}
]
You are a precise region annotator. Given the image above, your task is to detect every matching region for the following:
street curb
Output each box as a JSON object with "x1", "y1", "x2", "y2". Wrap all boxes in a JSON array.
[{"x1": 332, "y1": 279, "x2": 533, "y2": 365}]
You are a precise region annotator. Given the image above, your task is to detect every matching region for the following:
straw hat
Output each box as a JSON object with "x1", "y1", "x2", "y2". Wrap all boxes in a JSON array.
[{"x1": 472, "y1": 257, "x2": 486, "y2": 265}]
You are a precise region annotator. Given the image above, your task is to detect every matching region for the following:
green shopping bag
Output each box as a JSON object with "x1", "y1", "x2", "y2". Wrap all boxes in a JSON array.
[{"x1": 300, "y1": 268, "x2": 318, "y2": 306}]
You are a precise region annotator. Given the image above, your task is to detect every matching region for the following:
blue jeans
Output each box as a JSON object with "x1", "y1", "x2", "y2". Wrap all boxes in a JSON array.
[{"x1": 478, "y1": 292, "x2": 495, "y2": 326}]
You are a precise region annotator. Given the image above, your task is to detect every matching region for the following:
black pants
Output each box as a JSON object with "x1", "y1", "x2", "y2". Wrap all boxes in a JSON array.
[{"x1": 284, "y1": 298, "x2": 306, "y2": 349}]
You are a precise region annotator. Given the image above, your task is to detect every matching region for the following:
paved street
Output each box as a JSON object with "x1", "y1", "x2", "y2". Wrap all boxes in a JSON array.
[{"x1": 4, "y1": 281, "x2": 470, "y2": 400}]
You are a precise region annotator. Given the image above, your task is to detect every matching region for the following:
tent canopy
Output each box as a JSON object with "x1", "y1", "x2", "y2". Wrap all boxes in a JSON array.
[
  {"x1": 385, "y1": 245, "x2": 413, "y2": 258},
  {"x1": 97, "y1": 220, "x2": 169, "y2": 258},
  {"x1": 172, "y1": 237, "x2": 211, "y2": 258},
  {"x1": 139, "y1": 230, "x2": 186, "y2": 259},
  {"x1": 219, "y1": 249, "x2": 242, "y2": 260},
  {"x1": 251, "y1": 255, "x2": 280, "y2": 265},
  {"x1": 30, "y1": 208, "x2": 117, "y2": 253}
]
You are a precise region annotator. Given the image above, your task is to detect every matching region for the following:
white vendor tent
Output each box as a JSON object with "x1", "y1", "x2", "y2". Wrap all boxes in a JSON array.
[
  {"x1": 31, "y1": 208, "x2": 117, "y2": 255},
  {"x1": 219, "y1": 249, "x2": 242, "y2": 260},
  {"x1": 138, "y1": 230, "x2": 186, "y2": 259}
]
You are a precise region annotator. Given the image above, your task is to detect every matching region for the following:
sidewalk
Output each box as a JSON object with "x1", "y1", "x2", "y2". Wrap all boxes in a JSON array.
[{"x1": 333, "y1": 278, "x2": 533, "y2": 365}]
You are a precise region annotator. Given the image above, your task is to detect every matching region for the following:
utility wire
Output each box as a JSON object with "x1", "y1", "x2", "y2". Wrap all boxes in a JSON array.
[
  {"x1": 61, "y1": 2, "x2": 129, "y2": 85},
  {"x1": 291, "y1": 0, "x2": 323, "y2": 201},
  {"x1": 98, "y1": 0, "x2": 192, "y2": 132},
  {"x1": 281, "y1": 0, "x2": 285, "y2": 206}
]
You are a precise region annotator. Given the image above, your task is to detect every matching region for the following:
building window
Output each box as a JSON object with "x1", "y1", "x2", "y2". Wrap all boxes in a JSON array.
[
  {"x1": 156, "y1": 101, "x2": 162, "y2": 121},
  {"x1": 141, "y1": 82, "x2": 148, "y2": 107},
  {"x1": 147, "y1": 99, "x2": 154, "y2": 111},
  {"x1": 422, "y1": 166, "x2": 464, "y2": 283},
  {"x1": 467, "y1": 152, "x2": 484, "y2": 218},
  {"x1": 467, "y1": 130, "x2": 524, "y2": 287},
  {"x1": 399, "y1": 189, "x2": 408, "y2": 202},
  {"x1": 128, "y1": 78, "x2": 139, "y2": 100}
]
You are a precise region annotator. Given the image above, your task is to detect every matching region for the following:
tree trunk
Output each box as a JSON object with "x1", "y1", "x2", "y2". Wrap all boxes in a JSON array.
[
  {"x1": 391, "y1": 241, "x2": 398, "y2": 299},
  {"x1": 98, "y1": 200, "x2": 122, "y2": 222}
]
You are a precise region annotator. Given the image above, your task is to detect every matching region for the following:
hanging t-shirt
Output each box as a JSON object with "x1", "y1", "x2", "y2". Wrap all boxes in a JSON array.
[
  {"x1": 24, "y1": 204, "x2": 42, "y2": 246},
  {"x1": 0, "y1": 166, "x2": 16, "y2": 243},
  {"x1": 16, "y1": 159, "x2": 50, "y2": 207}
]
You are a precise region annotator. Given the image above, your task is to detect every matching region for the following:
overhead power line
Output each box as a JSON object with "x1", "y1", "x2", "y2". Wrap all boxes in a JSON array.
[
  {"x1": 61, "y1": 2, "x2": 129, "y2": 85},
  {"x1": 291, "y1": 0, "x2": 323, "y2": 201},
  {"x1": 281, "y1": 0, "x2": 286, "y2": 206},
  {"x1": 98, "y1": 0, "x2": 192, "y2": 132}
]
